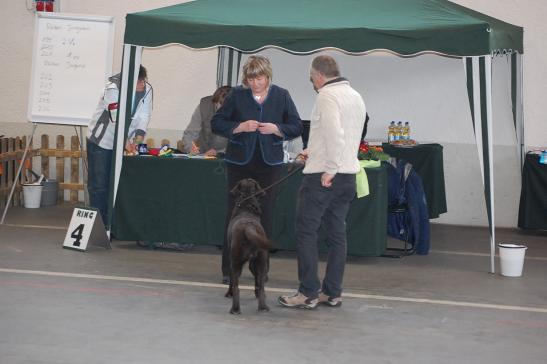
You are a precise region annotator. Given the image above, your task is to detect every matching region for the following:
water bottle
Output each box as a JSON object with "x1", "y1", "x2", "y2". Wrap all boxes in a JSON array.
[
  {"x1": 395, "y1": 121, "x2": 403, "y2": 141},
  {"x1": 403, "y1": 122, "x2": 410, "y2": 140},
  {"x1": 387, "y1": 121, "x2": 395, "y2": 143}
]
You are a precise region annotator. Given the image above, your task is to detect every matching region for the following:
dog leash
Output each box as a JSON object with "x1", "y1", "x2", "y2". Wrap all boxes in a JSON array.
[{"x1": 235, "y1": 162, "x2": 305, "y2": 207}]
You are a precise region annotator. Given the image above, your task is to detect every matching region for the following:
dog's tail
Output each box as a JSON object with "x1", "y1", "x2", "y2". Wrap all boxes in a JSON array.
[{"x1": 244, "y1": 226, "x2": 271, "y2": 251}]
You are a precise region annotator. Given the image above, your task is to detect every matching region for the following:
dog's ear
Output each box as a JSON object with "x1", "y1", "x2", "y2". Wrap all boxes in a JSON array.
[
  {"x1": 230, "y1": 181, "x2": 242, "y2": 196},
  {"x1": 250, "y1": 179, "x2": 265, "y2": 197}
]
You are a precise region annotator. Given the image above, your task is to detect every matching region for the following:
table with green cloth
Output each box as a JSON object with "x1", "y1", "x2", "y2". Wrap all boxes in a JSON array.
[
  {"x1": 518, "y1": 152, "x2": 547, "y2": 230},
  {"x1": 112, "y1": 156, "x2": 388, "y2": 256},
  {"x1": 382, "y1": 143, "x2": 447, "y2": 218}
]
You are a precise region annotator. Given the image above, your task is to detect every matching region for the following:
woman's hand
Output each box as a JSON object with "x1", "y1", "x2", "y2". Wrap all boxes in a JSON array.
[
  {"x1": 204, "y1": 149, "x2": 217, "y2": 157},
  {"x1": 234, "y1": 120, "x2": 259, "y2": 133},
  {"x1": 258, "y1": 122, "x2": 282, "y2": 137},
  {"x1": 295, "y1": 149, "x2": 308, "y2": 164},
  {"x1": 191, "y1": 141, "x2": 200, "y2": 154}
]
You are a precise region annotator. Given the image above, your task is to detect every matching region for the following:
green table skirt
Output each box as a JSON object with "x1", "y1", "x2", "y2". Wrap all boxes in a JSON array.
[
  {"x1": 112, "y1": 157, "x2": 387, "y2": 256},
  {"x1": 382, "y1": 143, "x2": 447, "y2": 218},
  {"x1": 518, "y1": 152, "x2": 547, "y2": 230}
]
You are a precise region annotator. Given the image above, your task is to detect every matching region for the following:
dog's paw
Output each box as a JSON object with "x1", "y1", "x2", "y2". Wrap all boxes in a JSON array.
[
  {"x1": 230, "y1": 307, "x2": 241, "y2": 315},
  {"x1": 258, "y1": 305, "x2": 270, "y2": 312}
]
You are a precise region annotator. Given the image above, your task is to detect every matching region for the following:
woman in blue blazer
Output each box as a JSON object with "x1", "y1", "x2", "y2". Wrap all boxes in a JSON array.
[{"x1": 212, "y1": 55, "x2": 302, "y2": 283}]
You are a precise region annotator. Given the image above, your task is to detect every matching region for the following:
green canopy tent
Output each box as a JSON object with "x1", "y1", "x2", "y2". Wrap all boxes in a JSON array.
[{"x1": 112, "y1": 0, "x2": 523, "y2": 273}]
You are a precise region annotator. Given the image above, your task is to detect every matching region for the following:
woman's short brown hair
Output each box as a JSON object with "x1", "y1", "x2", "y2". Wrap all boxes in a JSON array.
[
  {"x1": 241, "y1": 55, "x2": 273, "y2": 87},
  {"x1": 212, "y1": 85, "x2": 232, "y2": 104}
]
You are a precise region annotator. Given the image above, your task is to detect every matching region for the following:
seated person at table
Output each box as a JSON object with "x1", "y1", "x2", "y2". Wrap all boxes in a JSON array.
[{"x1": 181, "y1": 86, "x2": 232, "y2": 156}]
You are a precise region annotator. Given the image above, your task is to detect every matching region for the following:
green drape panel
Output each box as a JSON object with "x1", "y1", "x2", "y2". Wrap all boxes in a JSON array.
[
  {"x1": 465, "y1": 56, "x2": 493, "y2": 227},
  {"x1": 510, "y1": 53, "x2": 525, "y2": 167},
  {"x1": 511, "y1": 53, "x2": 517, "y2": 131},
  {"x1": 217, "y1": 47, "x2": 242, "y2": 87},
  {"x1": 465, "y1": 57, "x2": 475, "y2": 131},
  {"x1": 478, "y1": 57, "x2": 493, "y2": 228},
  {"x1": 108, "y1": 45, "x2": 137, "y2": 229},
  {"x1": 122, "y1": 47, "x2": 137, "y2": 144},
  {"x1": 464, "y1": 55, "x2": 495, "y2": 273},
  {"x1": 112, "y1": 157, "x2": 388, "y2": 256}
]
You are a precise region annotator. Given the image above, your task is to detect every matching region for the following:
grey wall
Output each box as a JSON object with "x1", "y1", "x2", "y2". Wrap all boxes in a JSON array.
[
  {"x1": 2, "y1": 0, "x2": 545, "y2": 228},
  {"x1": 248, "y1": 49, "x2": 520, "y2": 227}
]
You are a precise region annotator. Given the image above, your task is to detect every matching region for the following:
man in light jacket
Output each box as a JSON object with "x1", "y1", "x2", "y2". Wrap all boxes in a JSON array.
[
  {"x1": 87, "y1": 65, "x2": 153, "y2": 225},
  {"x1": 279, "y1": 55, "x2": 366, "y2": 309}
]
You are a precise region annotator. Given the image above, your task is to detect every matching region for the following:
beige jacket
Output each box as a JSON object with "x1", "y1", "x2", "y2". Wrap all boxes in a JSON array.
[{"x1": 304, "y1": 79, "x2": 366, "y2": 175}]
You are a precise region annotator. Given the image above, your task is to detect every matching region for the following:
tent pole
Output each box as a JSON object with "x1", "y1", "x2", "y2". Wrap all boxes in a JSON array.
[
  {"x1": 485, "y1": 56, "x2": 495, "y2": 274},
  {"x1": 109, "y1": 44, "x2": 134, "y2": 231},
  {"x1": 517, "y1": 53, "x2": 525, "y2": 167}
]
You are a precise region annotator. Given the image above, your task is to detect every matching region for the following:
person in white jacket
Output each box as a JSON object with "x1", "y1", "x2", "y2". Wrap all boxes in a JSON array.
[
  {"x1": 86, "y1": 65, "x2": 153, "y2": 225},
  {"x1": 279, "y1": 55, "x2": 366, "y2": 309}
]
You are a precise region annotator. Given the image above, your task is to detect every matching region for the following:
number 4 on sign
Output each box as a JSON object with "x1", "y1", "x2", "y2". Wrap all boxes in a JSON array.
[
  {"x1": 70, "y1": 223, "x2": 85, "y2": 247},
  {"x1": 63, "y1": 207, "x2": 111, "y2": 251}
]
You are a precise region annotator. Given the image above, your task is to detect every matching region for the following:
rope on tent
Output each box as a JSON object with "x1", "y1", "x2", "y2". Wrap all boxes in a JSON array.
[{"x1": 491, "y1": 49, "x2": 519, "y2": 57}]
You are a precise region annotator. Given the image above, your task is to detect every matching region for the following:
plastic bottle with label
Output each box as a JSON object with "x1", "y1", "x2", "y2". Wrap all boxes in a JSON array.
[
  {"x1": 403, "y1": 122, "x2": 410, "y2": 140},
  {"x1": 387, "y1": 121, "x2": 395, "y2": 143},
  {"x1": 395, "y1": 121, "x2": 403, "y2": 141}
]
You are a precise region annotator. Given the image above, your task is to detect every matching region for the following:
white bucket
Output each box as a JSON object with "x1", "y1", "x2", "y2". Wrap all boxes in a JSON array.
[
  {"x1": 22, "y1": 184, "x2": 43, "y2": 208},
  {"x1": 498, "y1": 243, "x2": 527, "y2": 277}
]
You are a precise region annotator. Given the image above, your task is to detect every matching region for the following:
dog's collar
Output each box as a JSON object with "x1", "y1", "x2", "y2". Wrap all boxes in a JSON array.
[{"x1": 235, "y1": 198, "x2": 261, "y2": 215}]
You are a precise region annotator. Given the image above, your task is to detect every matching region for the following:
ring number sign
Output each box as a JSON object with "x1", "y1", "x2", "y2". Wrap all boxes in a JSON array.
[{"x1": 63, "y1": 207, "x2": 111, "y2": 251}]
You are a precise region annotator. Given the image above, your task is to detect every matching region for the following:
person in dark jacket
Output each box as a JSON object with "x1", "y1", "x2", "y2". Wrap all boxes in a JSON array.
[{"x1": 212, "y1": 55, "x2": 302, "y2": 283}]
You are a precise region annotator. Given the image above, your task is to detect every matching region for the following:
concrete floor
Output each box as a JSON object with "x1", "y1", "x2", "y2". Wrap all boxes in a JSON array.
[{"x1": 1, "y1": 204, "x2": 546, "y2": 364}]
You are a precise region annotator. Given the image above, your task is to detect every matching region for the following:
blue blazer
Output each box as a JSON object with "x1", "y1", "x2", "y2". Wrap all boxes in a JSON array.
[
  {"x1": 386, "y1": 159, "x2": 431, "y2": 255},
  {"x1": 211, "y1": 85, "x2": 302, "y2": 165}
]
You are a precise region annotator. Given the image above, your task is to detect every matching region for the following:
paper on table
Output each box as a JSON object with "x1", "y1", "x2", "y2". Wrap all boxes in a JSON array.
[{"x1": 188, "y1": 155, "x2": 216, "y2": 159}]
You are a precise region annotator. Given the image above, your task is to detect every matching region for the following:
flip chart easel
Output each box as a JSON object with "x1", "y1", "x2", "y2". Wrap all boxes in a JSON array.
[{"x1": 0, "y1": 12, "x2": 114, "y2": 224}]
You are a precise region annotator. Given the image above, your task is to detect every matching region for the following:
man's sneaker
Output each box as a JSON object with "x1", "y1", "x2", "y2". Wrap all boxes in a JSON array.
[
  {"x1": 318, "y1": 292, "x2": 342, "y2": 307},
  {"x1": 278, "y1": 292, "x2": 318, "y2": 309}
]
